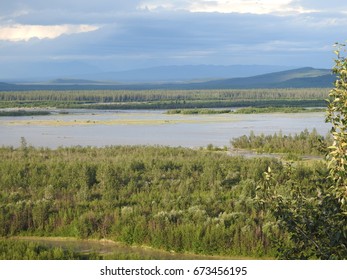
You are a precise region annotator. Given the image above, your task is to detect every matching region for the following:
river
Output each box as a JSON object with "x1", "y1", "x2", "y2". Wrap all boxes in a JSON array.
[{"x1": 0, "y1": 109, "x2": 331, "y2": 148}]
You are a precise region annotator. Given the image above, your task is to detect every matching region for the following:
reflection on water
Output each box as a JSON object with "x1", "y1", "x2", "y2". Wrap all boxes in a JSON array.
[{"x1": 0, "y1": 109, "x2": 331, "y2": 148}]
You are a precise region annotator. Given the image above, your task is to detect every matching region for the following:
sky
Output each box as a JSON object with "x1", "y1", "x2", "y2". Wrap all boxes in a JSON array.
[{"x1": 1, "y1": 0, "x2": 347, "y2": 79}]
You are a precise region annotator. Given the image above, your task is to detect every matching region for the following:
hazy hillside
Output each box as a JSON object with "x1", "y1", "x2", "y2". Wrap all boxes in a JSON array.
[
  {"x1": 0, "y1": 61, "x2": 100, "y2": 82},
  {"x1": 75, "y1": 65, "x2": 295, "y2": 82},
  {"x1": 187, "y1": 67, "x2": 333, "y2": 89},
  {"x1": 49, "y1": 79, "x2": 108, "y2": 85},
  {"x1": 0, "y1": 67, "x2": 334, "y2": 91},
  {"x1": 0, "y1": 82, "x2": 18, "y2": 91}
]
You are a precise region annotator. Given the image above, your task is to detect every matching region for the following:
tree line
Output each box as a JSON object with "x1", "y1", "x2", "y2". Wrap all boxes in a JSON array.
[
  {"x1": 0, "y1": 88, "x2": 328, "y2": 109},
  {"x1": 231, "y1": 129, "x2": 331, "y2": 156}
]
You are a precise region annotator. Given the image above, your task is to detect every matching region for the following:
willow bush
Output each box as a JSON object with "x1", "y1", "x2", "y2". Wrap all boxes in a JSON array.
[{"x1": 256, "y1": 44, "x2": 347, "y2": 259}]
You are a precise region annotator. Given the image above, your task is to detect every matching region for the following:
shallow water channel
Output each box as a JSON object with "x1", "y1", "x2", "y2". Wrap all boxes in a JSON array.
[{"x1": 0, "y1": 109, "x2": 330, "y2": 148}]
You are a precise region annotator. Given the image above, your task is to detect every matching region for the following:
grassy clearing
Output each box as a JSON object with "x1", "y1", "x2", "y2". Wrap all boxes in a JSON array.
[
  {"x1": 166, "y1": 107, "x2": 325, "y2": 115},
  {"x1": 8, "y1": 237, "x2": 262, "y2": 260},
  {"x1": 233, "y1": 107, "x2": 325, "y2": 114},
  {"x1": 0, "y1": 111, "x2": 239, "y2": 126},
  {"x1": 167, "y1": 109, "x2": 232, "y2": 114},
  {"x1": 0, "y1": 110, "x2": 51, "y2": 117}
]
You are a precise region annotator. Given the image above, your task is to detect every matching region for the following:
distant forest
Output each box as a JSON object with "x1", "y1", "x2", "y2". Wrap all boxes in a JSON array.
[
  {"x1": 0, "y1": 88, "x2": 328, "y2": 109},
  {"x1": 231, "y1": 129, "x2": 331, "y2": 156}
]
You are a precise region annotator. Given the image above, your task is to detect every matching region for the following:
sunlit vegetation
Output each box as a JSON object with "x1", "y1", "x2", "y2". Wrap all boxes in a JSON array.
[
  {"x1": 3, "y1": 237, "x2": 236, "y2": 260},
  {"x1": 0, "y1": 143, "x2": 331, "y2": 259},
  {"x1": 0, "y1": 110, "x2": 51, "y2": 117},
  {"x1": 232, "y1": 107, "x2": 324, "y2": 114},
  {"x1": 166, "y1": 107, "x2": 325, "y2": 115},
  {"x1": 0, "y1": 238, "x2": 160, "y2": 260},
  {"x1": 167, "y1": 109, "x2": 232, "y2": 114},
  {"x1": 0, "y1": 239, "x2": 90, "y2": 260},
  {"x1": 231, "y1": 129, "x2": 331, "y2": 156},
  {"x1": 254, "y1": 45, "x2": 347, "y2": 260},
  {"x1": 0, "y1": 88, "x2": 328, "y2": 109}
]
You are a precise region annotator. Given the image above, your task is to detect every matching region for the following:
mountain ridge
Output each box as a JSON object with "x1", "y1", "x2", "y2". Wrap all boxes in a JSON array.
[
  {"x1": 185, "y1": 67, "x2": 333, "y2": 89},
  {"x1": 0, "y1": 67, "x2": 334, "y2": 91},
  {"x1": 75, "y1": 64, "x2": 296, "y2": 82}
]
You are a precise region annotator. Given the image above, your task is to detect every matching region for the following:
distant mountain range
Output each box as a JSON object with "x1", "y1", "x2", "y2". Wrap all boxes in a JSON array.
[
  {"x1": 0, "y1": 66, "x2": 334, "y2": 91},
  {"x1": 185, "y1": 67, "x2": 333, "y2": 89},
  {"x1": 72, "y1": 65, "x2": 296, "y2": 82},
  {"x1": 0, "y1": 64, "x2": 295, "y2": 83}
]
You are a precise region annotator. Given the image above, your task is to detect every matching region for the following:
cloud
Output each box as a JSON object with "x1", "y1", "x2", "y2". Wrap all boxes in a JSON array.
[
  {"x1": 0, "y1": 24, "x2": 100, "y2": 41},
  {"x1": 0, "y1": 0, "x2": 141, "y2": 14},
  {"x1": 0, "y1": 10, "x2": 342, "y2": 68},
  {"x1": 12, "y1": 13, "x2": 339, "y2": 56},
  {"x1": 1, "y1": 0, "x2": 347, "y2": 78},
  {"x1": 138, "y1": 0, "x2": 318, "y2": 14},
  {"x1": 137, "y1": 0, "x2": 347, "y2": 15}
]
